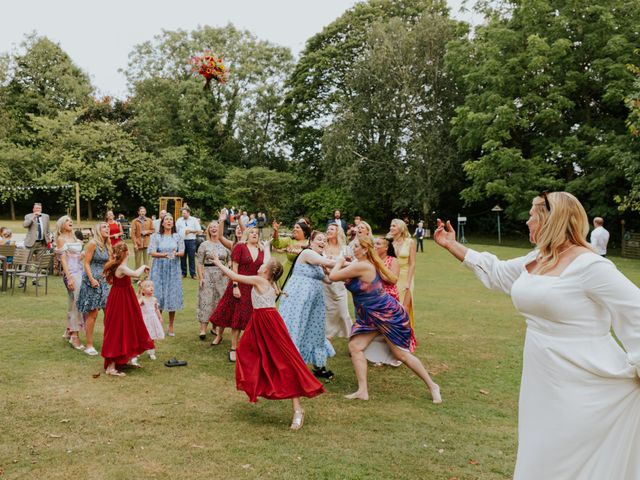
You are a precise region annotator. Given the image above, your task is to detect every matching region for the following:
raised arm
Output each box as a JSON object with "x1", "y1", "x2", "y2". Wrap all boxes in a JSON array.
[
  {"x1": 211, "y1": 256, "x2": 263, "y2": 288},
  {"x1": 329, "y1": 258, "x2": 369, "y2": 282},
  {"x1": 299, "y1": 249, "x2": 336, "y2": 268},
  {"x1": 23, "y1": 213, "x2": 34, "y2": 228},
  {"x1": 118, "y1": 264, "x2": 149, "y2": 278}
]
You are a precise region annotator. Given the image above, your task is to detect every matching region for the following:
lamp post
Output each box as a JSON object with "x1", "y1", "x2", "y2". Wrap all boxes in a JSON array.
[{"x1": 491, "y1": 205, "x2": 503, "y2": 244}]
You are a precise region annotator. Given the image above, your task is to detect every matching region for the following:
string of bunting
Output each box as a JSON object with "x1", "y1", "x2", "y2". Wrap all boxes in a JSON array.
[{"x1": 0, "y1": 184, "x2": 75, "y2": 192}]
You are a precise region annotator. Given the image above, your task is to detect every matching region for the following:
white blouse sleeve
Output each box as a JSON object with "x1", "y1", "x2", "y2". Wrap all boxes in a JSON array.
[
  {"x1": 582, "y1": 258, "x2": 640, "y2": 376},
  {"x1": 462, "y1": 248, "x2": 536, "y2": 295}
]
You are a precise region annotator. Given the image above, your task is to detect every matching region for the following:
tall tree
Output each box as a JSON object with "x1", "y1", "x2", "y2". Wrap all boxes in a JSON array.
[{"x1": 448, "y1": 0, "x2": 640, "y2": 220}]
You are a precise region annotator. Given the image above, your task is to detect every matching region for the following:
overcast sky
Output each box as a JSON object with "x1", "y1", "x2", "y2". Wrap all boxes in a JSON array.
[{"x1": 1, "y1": 0, "x2": 482, "y2": 98}]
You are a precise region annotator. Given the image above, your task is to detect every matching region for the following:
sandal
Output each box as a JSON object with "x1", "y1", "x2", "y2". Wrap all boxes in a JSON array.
[
  {"x1": 106, "y1": 370, "x2": 126, "y2": 377},
  {"x1": 228, "y1": 349, "x2": 236, "y2": 362},
  {"x1": 199, "y1": 334, "x2": 206, "y2": 341},
  {"x1": 312, "y1": 366, "x2": 335, "y2": 380},
  {"x1": 211, "y1": 335, "x2": 223, "y2": 346},
  {"x1": 164, "y1": 357, "x2": 188, "y2": 367},
  {"x1": 290, "y1": 410, "x2": 305, "y2": 431}
]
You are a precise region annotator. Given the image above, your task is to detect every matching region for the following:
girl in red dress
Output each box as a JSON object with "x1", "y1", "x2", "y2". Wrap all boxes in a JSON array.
[
  {"x1": 105, "y1": 210, "x2": 124, "y2": 247},
  {"x1": 209, "y1": 227, "x2": 264, "y2": 362},
  {"x1": 102, "y1": 243, "x2": 155, "y2": 377},
  {"x1": 211, "y1": 246, "x2": 325, "y2": 431}
]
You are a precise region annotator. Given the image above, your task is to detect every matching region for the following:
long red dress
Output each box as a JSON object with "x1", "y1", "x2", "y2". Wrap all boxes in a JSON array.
[
  {"x1": 101, "y1": 274, "x2": 155, "y2": 369},
  {"x1": 108, "y1": 221, "x2": 122, "y2": 246},
  {"x1": 209, "y1": 243, "x2": 264, "y2": 330},
  {"x1": 236, "y1": 286, "x2": 325, "y2": 402}
]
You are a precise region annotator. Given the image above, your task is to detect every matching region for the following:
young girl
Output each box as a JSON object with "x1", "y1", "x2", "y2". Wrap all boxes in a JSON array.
[
  {"x1": 102, "y1": 243, "x2": 155, "y2": 377},
  {"x1": 138, "y1": 280, "x2": 164, "y2": 360},
  {"x1": 211, "y1": 243, "x2": 325, "y2": 431}
]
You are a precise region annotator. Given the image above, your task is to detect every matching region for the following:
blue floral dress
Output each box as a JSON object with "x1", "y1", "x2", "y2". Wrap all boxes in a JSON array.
[
  {"x1": 148, "y1": 233, "x2": 184, "y2": 311},
  {"x1": 279, "y1": 262, "x2": 335, "y2": 367},
  {"x1": 77, "y1": 242, "x2": 110, "y2": 313}
]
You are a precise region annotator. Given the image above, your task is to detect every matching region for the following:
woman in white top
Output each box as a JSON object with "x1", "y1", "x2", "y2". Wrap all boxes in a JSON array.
[
  {"x1": 434, "y1": 191, "x2": 640, "y2": 480},
  {"x1": 323, "y1": 223, "x2": 352, "y2": 340},
  {"x1": 55, "y1": 215, "x2": 85, "y2": 350}
]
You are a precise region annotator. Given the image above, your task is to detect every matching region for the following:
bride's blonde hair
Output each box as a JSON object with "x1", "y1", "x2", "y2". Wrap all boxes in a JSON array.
[{"x1": 534, "y1": 191, "x2": 593, "y2": 274}]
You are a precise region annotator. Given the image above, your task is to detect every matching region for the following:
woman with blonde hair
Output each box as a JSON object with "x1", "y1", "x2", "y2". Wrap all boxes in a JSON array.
[
  {"x1": 389, "y1": 219, "x2": 417, "y2": 329},
  {"x1": 329, "y1": 236, "x2": 441, "y2": 403},
  {"x1": 434, "y1": 191, "x2": 640, "y2": 480},
  {"x1": 195, "y1": 221, "x2": 231, "y2": 340},
  {"x1": 76, "y1": 222, "x2": 112, "y2": 356},
  {"x1": 55, "y1": 215, "x2": 85, "y2": 350},
  {"x1": 323, "y1": 223, "x2": 352, "y2": 340}
]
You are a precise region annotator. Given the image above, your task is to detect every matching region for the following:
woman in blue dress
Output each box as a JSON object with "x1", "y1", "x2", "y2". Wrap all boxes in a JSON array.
[
  {"x1": 278, "y1": 231, "x2": 337, "y2": 379},
  {"x1": 329, "y1": 236, "x2": 441, "y2": 403},
  {"x1": 148, "y1": 215, "x2": 185, "y2": 336},
  {"x1": 77, "y1": 222, "x2": 112, "y2": 356}
]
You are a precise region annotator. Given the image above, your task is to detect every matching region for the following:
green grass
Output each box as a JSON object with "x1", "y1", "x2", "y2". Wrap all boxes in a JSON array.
[{"x1": 1, "y1": 240, "x2": 640, "y2": 480}]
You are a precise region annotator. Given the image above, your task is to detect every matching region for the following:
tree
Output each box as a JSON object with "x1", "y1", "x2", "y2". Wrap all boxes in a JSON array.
[{"x1": 448, "y1": 0, "x2": 640, "y2": 220}]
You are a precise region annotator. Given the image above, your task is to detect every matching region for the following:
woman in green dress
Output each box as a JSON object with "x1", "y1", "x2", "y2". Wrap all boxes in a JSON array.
[{"x1": 271, "y1": 219, "x2": 311, "y2": 284}]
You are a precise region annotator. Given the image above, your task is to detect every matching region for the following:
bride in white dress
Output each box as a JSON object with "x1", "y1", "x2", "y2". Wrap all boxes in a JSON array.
[{"x1": 435, "y1": 191, "x2": 640, "y2": 480}]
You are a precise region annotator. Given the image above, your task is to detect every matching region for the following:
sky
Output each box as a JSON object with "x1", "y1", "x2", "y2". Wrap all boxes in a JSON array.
[{"x1": 0, "y1": 0, "x2": 482, "y2": 98}]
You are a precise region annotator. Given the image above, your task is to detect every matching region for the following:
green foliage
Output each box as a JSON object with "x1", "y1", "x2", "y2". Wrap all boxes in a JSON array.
[
  {"x1": 448, "y1": 0, "x2": 640, "y2": 218},
  {"x1": 301, "y1": 185, "x2": 354, "y2": 227},
  {"x1": 222, "y1": 166, "x2": 296, "y2": 219}
]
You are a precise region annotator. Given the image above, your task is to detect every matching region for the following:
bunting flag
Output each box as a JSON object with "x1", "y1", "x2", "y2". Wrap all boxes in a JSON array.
[{"x1": 0, "y1": 184, "x2": 74, "y2": 192}]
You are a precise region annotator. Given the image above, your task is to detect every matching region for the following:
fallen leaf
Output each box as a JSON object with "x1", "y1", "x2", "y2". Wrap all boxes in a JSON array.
[
  {"x1": 438, "y1": 448, "x2": 445, "y2": 454},
  {"x1": 479, "y1": 389, "x2": 489, "y2": 395},
  {"x1": 48, "y1": 434, "x2": 62, "y2": 439},
  {"x1": 469, "y1": 459, "x2": 479, "y2": 465},
  {"x1": 241, "y1": 464, "x2": 251, "y2": 469},
  {"x1": 92, "y1": 373, "x2": 100, "y2": 378},
  {"x1": 191, "y1": 445, "x2": 204, "y2": 449},
  {"x1": 60, "y1": 419, "x2": 70, "y2": 423}
]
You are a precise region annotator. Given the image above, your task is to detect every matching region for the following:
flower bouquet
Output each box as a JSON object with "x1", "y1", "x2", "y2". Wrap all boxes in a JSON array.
[{"x1": 189, "y1": 51, "x2": 228, "y2": 90}]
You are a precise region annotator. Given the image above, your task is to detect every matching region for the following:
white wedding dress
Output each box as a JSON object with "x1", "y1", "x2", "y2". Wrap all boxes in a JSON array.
[{"x1": 463, "y1": 249, "x2": 640, "y2": 480}]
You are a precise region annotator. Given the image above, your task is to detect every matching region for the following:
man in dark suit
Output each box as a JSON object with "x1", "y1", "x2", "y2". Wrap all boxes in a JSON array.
[
  {"x1": 23, "y1": 203, "x2": 51, "y2": 259},
  {"x1": 327, "y1": 209, "x2": 348, "y2": 233}
]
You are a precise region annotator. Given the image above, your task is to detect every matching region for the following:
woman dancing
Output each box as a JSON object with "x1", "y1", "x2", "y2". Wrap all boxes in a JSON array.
[
  {"x1": 329, "y1": 237, "x2": 441, "y2": 403},
  {"x1": 272, "y1": 219, "x2": 311, "y2": 284},
  {"x1": 211, "y1": 251, "x2": 325, "y2": 430},
  {"x1": 323, "y1": 223, "x2": 352, "y2": 340},
  {"x1": 434, "y1": 191, "x2": 640, "y2": 479},
  {"x1": 278, "y1": 231, "x2": 337, "y2": 379}
]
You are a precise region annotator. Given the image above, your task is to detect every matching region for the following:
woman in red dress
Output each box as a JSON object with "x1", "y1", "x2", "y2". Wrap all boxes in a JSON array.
[
  {"x1": 106, "y1": 210, "x2": 124, "y2": 247},
  {"x1": 211, "y1": 247, "x2": 325, "y2": 430},
  {"x1": 209, "y1": 227, "x2": 264, "y2": 361},
  {"x1": 102, "y1": 243, "x2": 155, "y2": 376}
]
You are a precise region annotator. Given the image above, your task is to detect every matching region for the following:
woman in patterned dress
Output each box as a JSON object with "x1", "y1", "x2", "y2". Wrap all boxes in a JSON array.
[
  {"x1": 195, "y1": 221, "x2": 231, "y2": 340},
  {"x1": 329, "y1": 236, "x2": 441, "y2": 403},
  {"x1": 278, "y1": 231, "x2": 337, "y2": 379},
  {"x1": 56, "y1": 215, "x2": 85, "y2": 350},
  {"x1": 76, "y1": 222, "x2": 112, "y2": 356},
  {"x1": 209, "y1": 227, "x2": 264, "y2": 361},
  {"x1": 148, "y1": 215, "x2": 185, "y2": 336},
  {"x1": 363, "y1": 236, "x2": 404, "y2": 367},
  {"x1": 323, "y1": 223, "x2": 352, "y2": 340}
]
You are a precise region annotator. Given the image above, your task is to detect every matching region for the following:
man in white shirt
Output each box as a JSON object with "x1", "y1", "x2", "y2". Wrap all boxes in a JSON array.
[
  {"x1": 590, "y1": 217, "x2": 610, "y2": 257},
  {"x1": 153, "y1": 209, "x2": 167, "y2": 233},
  {"x1": 176, "y1": 207, "x2": 202, "y2": 278}
]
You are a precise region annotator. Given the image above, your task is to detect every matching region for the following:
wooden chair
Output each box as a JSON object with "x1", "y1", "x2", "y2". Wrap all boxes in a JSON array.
[
  {"x1": 5, "y1": 247, "x2": 28, "y2": 291},
  {"x1": 0, "y1": 244, "x2": 16, "y2": 292},
  {"x1": 13, "y1": 251, "x2": 53, "y2": 296}
]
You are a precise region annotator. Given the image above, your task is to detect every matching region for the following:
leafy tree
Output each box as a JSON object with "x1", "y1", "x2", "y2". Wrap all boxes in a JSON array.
[{"x1": 448, "y1": 0, "x2": 640, "y2": 220}]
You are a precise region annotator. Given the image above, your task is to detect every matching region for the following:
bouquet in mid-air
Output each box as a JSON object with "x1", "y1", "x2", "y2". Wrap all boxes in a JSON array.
[{"x1": 189, "y1": 50, "x2": 228, "y2": 89}]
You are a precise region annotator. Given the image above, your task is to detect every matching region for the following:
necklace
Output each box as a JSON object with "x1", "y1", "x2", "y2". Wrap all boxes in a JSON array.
[{"x1": 557, "y1": 244, "x2": 577, "y2": 256}]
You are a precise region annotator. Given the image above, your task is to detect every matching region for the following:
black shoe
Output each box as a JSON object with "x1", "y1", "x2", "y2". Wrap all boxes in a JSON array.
[
  {"x1": 312, "y1": 366, "x2": 335, "y2": 380},
  {"x1": 199, "y1": 334, "x2": 206, "y2": 341},
  {"x1": 228, "y1": 349, "x2": 236, "y2": 362}
]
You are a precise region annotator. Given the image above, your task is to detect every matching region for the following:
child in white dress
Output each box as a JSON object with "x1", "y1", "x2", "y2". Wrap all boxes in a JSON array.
[{"x1": 138, "y1": 280, "x2": 164, "y2": 360}]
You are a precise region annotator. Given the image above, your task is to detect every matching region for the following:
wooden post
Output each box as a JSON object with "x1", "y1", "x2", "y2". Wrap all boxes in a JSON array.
[{"x1": 75, "y1": 182, "x2": 81, "y2": 227}]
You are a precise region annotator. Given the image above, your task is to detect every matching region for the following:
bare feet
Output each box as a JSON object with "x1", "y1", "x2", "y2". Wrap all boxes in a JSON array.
[
  {"x1": 430, "y1": 384, "x2": 442, "y2": 404},
  {"x1": 345, "y1": 391, "x2": 369, "y2": 401},
  {"x1": 290, "y1": 410, "x2": 305, "y2": 431},
  {"x1": 105, "y1": 369, "x2": 126, "y2": 377}
]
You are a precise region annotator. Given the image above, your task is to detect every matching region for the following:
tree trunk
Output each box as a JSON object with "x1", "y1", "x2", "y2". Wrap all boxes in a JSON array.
[
  {"x1": 87, "y1": 199, "x2": 93, "y2": 221},
  {"x1": 9, "y1": 197, "x2": 15, "y2": 220}
]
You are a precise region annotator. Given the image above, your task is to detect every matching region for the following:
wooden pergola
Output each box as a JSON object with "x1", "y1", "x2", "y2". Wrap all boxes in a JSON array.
[{"x1": 159, "y1": 196, "x2": 184, "y2": 220}]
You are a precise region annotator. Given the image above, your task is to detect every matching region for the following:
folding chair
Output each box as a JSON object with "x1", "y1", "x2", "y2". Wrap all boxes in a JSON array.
[{"x1": 5, "y1": 247, "x2": 29, "y2": 291}]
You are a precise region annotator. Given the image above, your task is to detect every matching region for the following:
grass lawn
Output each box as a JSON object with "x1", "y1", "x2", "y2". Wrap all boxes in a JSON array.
[{"x1": 1, "y1": 237, "x2": 639, "y2": 480}]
